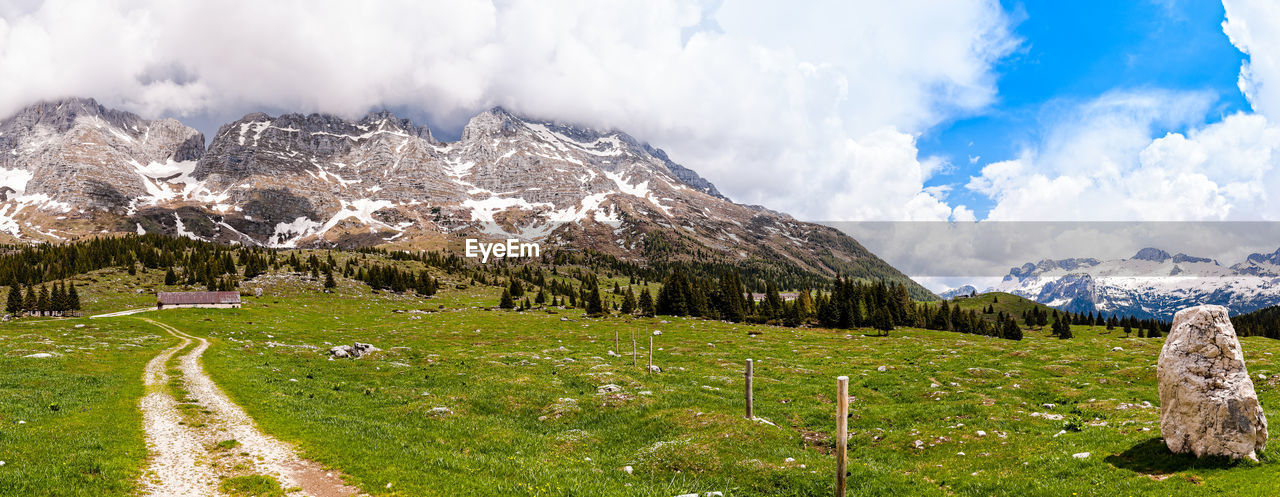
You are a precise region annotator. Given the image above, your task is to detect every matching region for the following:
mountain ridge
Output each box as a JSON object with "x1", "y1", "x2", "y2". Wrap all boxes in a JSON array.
[
  {"x1": 996, "y1": 246, "x2": 1280, "y2": 319},
  {"x1": 0, "y1": 97, "x2": 933, "y2": 298}
]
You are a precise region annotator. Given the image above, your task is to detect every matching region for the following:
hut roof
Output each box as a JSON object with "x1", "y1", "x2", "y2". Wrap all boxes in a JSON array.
[{"x1": 157, "y1": 291, "x2": 241, "y2": 305}]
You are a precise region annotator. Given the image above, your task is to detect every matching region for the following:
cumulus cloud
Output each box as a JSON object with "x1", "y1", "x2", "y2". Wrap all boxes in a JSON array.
[
  {"x1": 963, "y1": 1, "x2": 1280, "y2": 222},
  {"x1": 0, "y1": 0, "x2": 1017, "y2": 222},
  {"x1": 1224, "y1": 0, "x2": 1280, "y2": 119}
]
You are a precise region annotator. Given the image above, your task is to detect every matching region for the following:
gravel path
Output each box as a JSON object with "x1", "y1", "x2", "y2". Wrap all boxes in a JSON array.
[
  {"x1": 137, "y1": 322, "x2": 221, "y2": 497},
  {"x1": 137, "y1": 317, "x2": 363, "y2": 497},
  {"x1": 90, "y1": 307, "x2": 155, "y2": 319}
]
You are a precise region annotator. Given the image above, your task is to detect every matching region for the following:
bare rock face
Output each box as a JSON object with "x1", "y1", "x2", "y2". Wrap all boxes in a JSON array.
[{"x1": 1157, "y1": 305, "x2": 1267, "y2": 460}]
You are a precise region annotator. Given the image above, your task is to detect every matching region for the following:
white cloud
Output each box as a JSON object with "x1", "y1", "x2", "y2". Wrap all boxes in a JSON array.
[
  {"x1": 0, "y1": 0, "x2": 1017, "y2": 221},
  {"x1": 1223, "y1": 0, "x2": 1280, "y2": 119},
  {"x1": 970, "y1": 89, "x2": 1280, "y2": 221},
  {"x1": 965, "y1": 2, "x2": 1280, "y2": 222}
]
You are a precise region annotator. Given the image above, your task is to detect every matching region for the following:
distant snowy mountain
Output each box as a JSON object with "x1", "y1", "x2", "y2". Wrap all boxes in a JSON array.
[
  {"x1": 939, "y1": 285, "x2": 979, "y2": 300},
  {"x1": 0, "y1": 98, "x2": 933, "y2": 297},
  {"x1": 997, "y1": 247, "x2": 1280, "y2": 319}
]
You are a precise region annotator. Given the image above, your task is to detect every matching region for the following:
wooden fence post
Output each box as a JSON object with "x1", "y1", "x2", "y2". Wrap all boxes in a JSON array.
[
  {"x1": 836, "y1": 376, "x2": 848, "y2": 497},
  {"x1": 648, "y1": 335, "x2": 654, "y2": 373},
  {"x1": 632, "y1": 332, "x2": 637, "y2": 367},
  {"x1": 615, "y1": 330, "x2": 619, "y2": 354},
  {"x1": 745, "y1": 359, "x2": 754, "y2": 419}
]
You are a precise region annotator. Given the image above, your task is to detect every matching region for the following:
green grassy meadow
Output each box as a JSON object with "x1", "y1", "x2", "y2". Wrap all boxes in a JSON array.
[
  {"x1": 152, "y1": 290, "x2": 1280, "y2": 496},
  {"x1": 0, "y1": 317, "x2": 174, "y2": 496},
  {"x1": 3, "y1": 267, "x2": 1280, "y2": 496}
]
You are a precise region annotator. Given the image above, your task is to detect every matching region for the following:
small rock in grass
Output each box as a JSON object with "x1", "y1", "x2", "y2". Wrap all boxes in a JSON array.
[
  {"x1": 428, "y1": 407, "x2": 452, "y2": 417},
  {"x1": 1112, "y1": 347, "x2": 1123, "y2": 351},
  {"x1": 876, "y1": 366, "x2": 887, "y2": 372},
  {"x1": 913, "y1": 440, "x2": 924, "y2": 449},
  {"x1": 623, "y1": 465, "x2": 634, "y2": 474},
  {"x1": 652, "y1": 330, "x2": 662, "y2": 336},
  {"x1": 976, "y1": 430, "x2": 986, "y2": 437},
  {"x1": 648, "y1": 365, "x2": 662, "y2": 373},
  {"x1": 23, "y1": 353, "x2": 54, "y2": 358},
  {"x1": 1072, "y1": 452, "x2": 1090, "y2": 459},
  {"x1": 597, "y1": 384, "x2": 624, "y2": 394},
  {"x1": 956, "y1": 452, "x2": 965, "y2": 456},
  {"x1": 705, "y1": 493, "x2": 724, "y2": 497}
]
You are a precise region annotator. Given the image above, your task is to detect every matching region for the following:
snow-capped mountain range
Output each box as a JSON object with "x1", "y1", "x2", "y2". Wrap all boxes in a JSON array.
[
  {"x1": 0, "y1": 97, "x2": 929, "y2": 296},
  {"x1": 995, "y1": 247, "x2": 1280, "y2": 319},
  {"x1": 938, "y1": 285, "x2": 979, "y2": 300}
]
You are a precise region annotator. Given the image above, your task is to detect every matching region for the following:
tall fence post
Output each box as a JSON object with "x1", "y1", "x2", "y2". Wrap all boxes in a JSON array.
[
  {"x1": 648, "y1": 335, "x2": 654, "y2": 373},
  {"x1": 836, "y1": 376, "x2": 849, "y2": 497},
  {"x1": 614, "y1": 330, "x2": 619, "y2": 354},
  {"x1": 632, "y1": 331, "x2": 637, "y2": 367},
  {"x1": 745, "y1": 359, "x2": 754, "y2": 419}
]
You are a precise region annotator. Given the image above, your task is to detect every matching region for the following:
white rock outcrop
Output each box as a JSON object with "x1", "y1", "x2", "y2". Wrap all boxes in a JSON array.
[{"x1": 1157, "y1": 305, "x2": 1268, "y2": 460}]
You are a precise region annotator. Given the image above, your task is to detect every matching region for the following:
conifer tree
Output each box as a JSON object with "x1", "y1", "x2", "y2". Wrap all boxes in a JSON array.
[
  {"x1": 656, "y1": 271, "x2": 690, "y2": 316},
  {"x1": 587, "y1": 287, "x2": 605, "y2": 316},
  {"x1": 37, "y1": 285, "x2": 49, "y2": 316},
  {"x1": 499, "y1": 288, "x2": 515, "y2": 309},
  {"x1": 620, "y1": 288, "x2": 636, "y2": 315},
  {"x1": 23, "y1": 285, "x2": 36, "y2": 315},
  {"x1": 6, "y1": 285, "x2": 21, "y2": 315},
  {"x1": 1003, "y1": 316, "x2": 1023, "y2": 340},
  {"x1": 638, "y1": 287, "x2": 655, "y2": 317},
  {"x1": 164, "y1": 268, "x2": 178, "y2": 285},
  {"x1": 68, "y1": 283, "x2": 80, "y2": 311},
  {"x1": 872, "y1": 306, "x2": 893, "y2": 336},
  {"x1": 324, "y1": 268, "x2": 337, "y2": 289}
]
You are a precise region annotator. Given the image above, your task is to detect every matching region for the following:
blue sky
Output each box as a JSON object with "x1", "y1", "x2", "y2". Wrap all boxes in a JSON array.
[{"x1": 920, "y1": 0, "x2": 1253, "y2": 218}]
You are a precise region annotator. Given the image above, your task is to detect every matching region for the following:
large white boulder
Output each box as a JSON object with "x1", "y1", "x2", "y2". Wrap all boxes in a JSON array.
[{"x1": 1158, "y1": 305, "x2": 1268, "y2": 460}]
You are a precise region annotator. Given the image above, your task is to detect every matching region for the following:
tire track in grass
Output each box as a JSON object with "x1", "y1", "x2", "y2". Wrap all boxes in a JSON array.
[
  {"x1": 137, "y1": 317, "x2": 364, "y2": 497},
  {"x1": 138, "y1": 320, "x2": 221, "y2": 497}
]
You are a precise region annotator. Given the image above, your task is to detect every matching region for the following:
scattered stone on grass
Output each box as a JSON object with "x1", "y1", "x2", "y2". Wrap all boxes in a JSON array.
[
  {"x1": 328, "y1": 342, "x2": 381, "y2": 359},
  {"x1": 597, "y1": 384, "x2": 623, "y2": 395}
]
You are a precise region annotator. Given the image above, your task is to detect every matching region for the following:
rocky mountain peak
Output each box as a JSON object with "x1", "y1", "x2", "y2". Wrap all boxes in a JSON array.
[
  {"x1": 461, "y1": 106, "x2": 525, "y2": 142},
  {"x1": 1172, "y1": 253, "x2": 1215, "y2": 264},
  {"x1": 1132, "y1": 247, "x2": 1172, "y2": 262},
  {"x1": 0, "y1": 97, "x2": 142, "y2": 135}
]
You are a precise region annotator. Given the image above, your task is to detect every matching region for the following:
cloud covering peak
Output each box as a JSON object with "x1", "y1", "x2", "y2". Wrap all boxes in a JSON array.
[{"x1": 0, "y1": 0, "x2": 1017, "y2": 221}]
